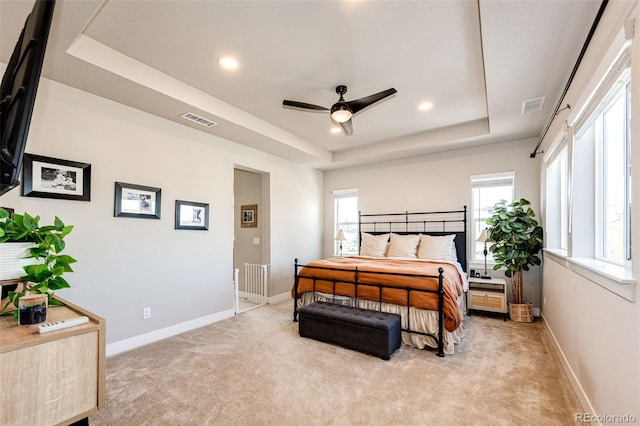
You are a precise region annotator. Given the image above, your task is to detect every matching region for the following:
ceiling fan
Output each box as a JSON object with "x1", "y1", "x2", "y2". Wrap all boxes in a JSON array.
[{"x1": 283, "y1": 85, "x2": 397, "y2": 135}]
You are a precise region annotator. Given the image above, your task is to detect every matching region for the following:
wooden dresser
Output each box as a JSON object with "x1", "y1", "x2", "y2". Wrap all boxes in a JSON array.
[{"x1": 0, "y1": 297, "x2": 106, "y2": 426}]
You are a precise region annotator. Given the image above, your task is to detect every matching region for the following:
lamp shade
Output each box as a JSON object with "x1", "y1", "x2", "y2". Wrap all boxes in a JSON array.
[
  {"x1": 476, "y1": 229, "x2": 489, "y2": 243},
  {"x1": 330, "y1": 104, "x2": 352, "y2": 123},
  {"x1": 335, "y1": 229, "x2": 346, "y2": 241}
]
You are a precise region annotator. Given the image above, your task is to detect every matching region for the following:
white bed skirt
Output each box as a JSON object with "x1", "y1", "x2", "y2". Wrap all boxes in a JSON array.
[{"x1": 297, "y1": 292, "x2": 466, "y2": 355}]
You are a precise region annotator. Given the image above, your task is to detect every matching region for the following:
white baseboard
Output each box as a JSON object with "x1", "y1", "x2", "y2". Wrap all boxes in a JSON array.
[
  {"x1": 107, "y1": 293, "x2": 291, "y2": 357},
  {"x1": 267, "y1": 291, "x2": 292, "y2": 305},
  {"x1": 238, "y1": 290, "x2": 265, "y2": 301},
  {"x1": 106, "y1": 308, "x2": 235, "y2": 357},
  {"x1": 541, "y1": 313, "x2": 597, "y2": 419}
]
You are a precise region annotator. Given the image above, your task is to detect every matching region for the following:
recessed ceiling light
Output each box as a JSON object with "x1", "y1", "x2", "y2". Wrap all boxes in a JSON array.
[
  {"x1": 330, "y1": 127, "x2": 341, "y2": 134},
  {"x1": 418, "y1": 101, "x2": 433, "y2": 111},
  {"x1": 218, "y1": 56, "x2": 239, "y2": 70}
]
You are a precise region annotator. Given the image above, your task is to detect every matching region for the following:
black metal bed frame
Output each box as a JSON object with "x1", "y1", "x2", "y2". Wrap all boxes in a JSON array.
[
  {"x1": 292, "y1": 207, "x2": 467, "y2": 358},
  {"x1": 358, "y1": 208, "x2": 467, "y2": 270}
]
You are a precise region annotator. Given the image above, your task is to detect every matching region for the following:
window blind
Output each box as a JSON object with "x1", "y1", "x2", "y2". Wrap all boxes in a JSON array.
[
  {"x1": 332, "y1": 188, "x2": 357, "y2": 199},
  {"x1": 573, "y1": 45, "x2": 631, "y2": 134},
  {"x1": 470, "y1": 172, "x2": 515, "y2": 188}
]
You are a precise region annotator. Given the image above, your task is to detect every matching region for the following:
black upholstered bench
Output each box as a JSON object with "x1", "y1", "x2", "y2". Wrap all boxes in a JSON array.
[{"x1": 298, "y1": 301, "x2": 402, "y2": 360}]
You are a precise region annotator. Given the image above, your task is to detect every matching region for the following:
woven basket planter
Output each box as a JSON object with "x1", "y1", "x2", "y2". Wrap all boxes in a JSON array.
[{"x1": 509, "y1": 302, "x2": 533, "y2": 323}]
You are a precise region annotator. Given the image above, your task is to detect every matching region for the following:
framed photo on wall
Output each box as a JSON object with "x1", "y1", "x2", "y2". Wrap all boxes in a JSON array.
[
  {"x1": 22, "y1": 153, "x2": 91, "y2": 201},
  {"x1": 175, "y1": 200, "x2": 209, "y2": 230},
  {"x1": 241, "y1": 204, "x2": 257, "y2": 228},
  {"x1": 114, "y1": 182, "x2": 161, "y2": 219}
]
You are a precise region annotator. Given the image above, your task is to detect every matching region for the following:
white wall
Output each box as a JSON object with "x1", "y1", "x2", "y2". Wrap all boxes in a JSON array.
[
  {"x1": 0, "y1": 78, "x2": 323, "y2": 349},
  {"x1": 323, "y1": 140, "x2": 542, "y2": 307},
  {"x1": 543, "y1": 256, "x2": 639, "y2": 419}
]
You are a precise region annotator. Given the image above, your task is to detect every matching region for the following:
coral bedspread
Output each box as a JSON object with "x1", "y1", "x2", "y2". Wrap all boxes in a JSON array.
[{"x1": 292, "y1": 256, "x2": 465, "y2": 332}]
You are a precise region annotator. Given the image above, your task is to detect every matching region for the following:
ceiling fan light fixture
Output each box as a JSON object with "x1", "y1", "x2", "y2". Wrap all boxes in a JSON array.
[
  {"x1": 331, "y1": 104, "x2": 352, "y2": 123},
  {"x1": 217, "y1": 56, "x2": 239, "y2": 70},
  {"x1": 283, "y1": 85, "x2": 396, "y2": 134}
]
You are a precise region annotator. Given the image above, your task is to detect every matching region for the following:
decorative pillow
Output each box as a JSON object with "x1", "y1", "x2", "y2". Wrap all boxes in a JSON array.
[
  {"x1": 417, "y1": 234, "x2": 457, "y2": 262},
  {"x1": 387, "y1": 233, "x2": 420, "y2": 258},
  {"x1": 360, "y1": 233, "x2": 389, "y2": 257}
]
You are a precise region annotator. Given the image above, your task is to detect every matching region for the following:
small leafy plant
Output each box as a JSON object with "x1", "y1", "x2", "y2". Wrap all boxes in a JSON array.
[
  {"x1": 486, "y1": 199, "x2": 543, "y2": 304},
  {"x1": 0, "y1": 207, "x2": 76, "y2": 318}
]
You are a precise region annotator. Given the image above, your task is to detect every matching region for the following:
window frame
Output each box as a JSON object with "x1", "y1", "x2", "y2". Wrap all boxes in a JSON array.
[
  {"x1": 470, "y1": 172, "x2": 515, "y2": 263},
  {"x1": 544, "y1": 139, "x2": 569, "y2": 253},
  {"x1": 332, "y1": 188, "x2": 358, "y2": 256},
  {"x1": 575, "y1": 63, "x2": 631, "y2": 267}
]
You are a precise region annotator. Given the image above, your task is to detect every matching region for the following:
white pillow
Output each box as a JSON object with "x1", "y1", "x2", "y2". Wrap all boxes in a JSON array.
[
  {"x1": 417, "y1": 234, "x2": 457, "y2": 262},
  {"x1": 360, "y1": 233, "x2": 389, "y2": 257},
  {"x1": 387, "y1": 233, "x2": 420, "y2": 258}
]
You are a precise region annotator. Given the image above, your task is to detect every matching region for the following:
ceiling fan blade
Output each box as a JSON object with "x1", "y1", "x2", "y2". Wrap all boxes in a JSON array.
[
  {"x1": 339, "y1": 119, "x2": 353, "y2": 135},
  {"x1": 348, "y1": 88, "x2": 397, "y2": 114},
  {"x1": 283, "y1": 100, "x2": 329, "y2": 111}
]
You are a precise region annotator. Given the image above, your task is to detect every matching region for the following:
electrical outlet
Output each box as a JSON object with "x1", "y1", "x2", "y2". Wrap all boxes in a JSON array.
[
  {"x1": 143, "y1": 307, "x2": 151, "y2": 320},
  {"x1": 543, "y1": 297, "x2": 547, "y2": 306}
]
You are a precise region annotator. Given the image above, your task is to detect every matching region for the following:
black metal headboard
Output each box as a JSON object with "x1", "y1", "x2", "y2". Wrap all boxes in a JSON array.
[{"x1": 357, "y1": 207, "x2": 468, "y2": 272}]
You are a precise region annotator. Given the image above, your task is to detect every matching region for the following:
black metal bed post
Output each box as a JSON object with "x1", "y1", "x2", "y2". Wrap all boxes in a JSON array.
[
  {"x1": 406, "y1": 290, "x2": 411, "y2": 332},
  {"x1": 354, "y1": 266, "x2": 359, "y2": 302},
  {"x1": 358, "y1": 211, "x2": 362, "y2": 255},
  {"x1": 463, "y1": 205, "x2": 468, "y2": 273},
  {"x1": 437, "y1": 267, "x2": 445, "y2": 357},
  {"x1": 293, "y1": 259, "x2": 300, "y2": 322}
]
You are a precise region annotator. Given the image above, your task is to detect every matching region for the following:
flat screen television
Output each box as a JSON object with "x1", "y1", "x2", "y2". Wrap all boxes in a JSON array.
[{"x1": 0, "y1": 0, "x2": 55, "y2": 197}]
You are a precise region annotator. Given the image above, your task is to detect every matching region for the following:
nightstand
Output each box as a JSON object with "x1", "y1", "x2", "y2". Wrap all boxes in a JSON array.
[{"x1": 467, "y1": 276, "x2": 508, "y2": 320}]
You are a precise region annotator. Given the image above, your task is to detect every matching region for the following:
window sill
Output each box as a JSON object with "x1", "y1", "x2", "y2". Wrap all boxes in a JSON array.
[
  {"x1": 543, "y1": 249, "x2": 636, "y2": 302},
  {"x1": 544, "y1": 248, "x2": 569, "y2": 267},
  {"x1": 469, "y1": 260, "x2": 496, "y2": 267},
  {"x1": 468, "y1": 260, "x2": 496, "y2": 273}
]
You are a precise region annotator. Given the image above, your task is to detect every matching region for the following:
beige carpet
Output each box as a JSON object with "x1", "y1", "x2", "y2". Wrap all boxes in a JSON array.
[{"x1": 90, "y1": 301, "x2": 582, "y2": 426}]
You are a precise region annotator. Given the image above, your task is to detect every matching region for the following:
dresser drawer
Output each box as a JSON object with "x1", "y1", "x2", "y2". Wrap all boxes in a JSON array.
[{"x1": 468, "y1": 289, "x2": 506, "y2": 313}]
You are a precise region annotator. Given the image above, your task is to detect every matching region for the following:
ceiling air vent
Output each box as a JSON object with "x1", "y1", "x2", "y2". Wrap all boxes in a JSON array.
[
  {"x1": 181, "y1": 112, "x2": 217, "y2": 128},
  {"x1": 521, "y1": 97, "x2": 545, "y2": 114}
]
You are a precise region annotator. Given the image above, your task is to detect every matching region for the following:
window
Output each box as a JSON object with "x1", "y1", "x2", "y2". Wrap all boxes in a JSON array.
[
  {"x1": 333, "y1": 189, "x2": 358, "y2": 255},
  {"x1": 599, "y1": 79, "x2": 631, "y2": 263},
  {"x1": 543, "y1": 31, "x2": 634, "y2": 298},
  {"x1": 470, "y1": 172, "x2": 515, "y2": 262},
  {"x1": 573, "y1": 48, "x2": 631, "y2": 266},
  {"x1": 545, "y1": 140, "x2": 568, "y2": 251}
]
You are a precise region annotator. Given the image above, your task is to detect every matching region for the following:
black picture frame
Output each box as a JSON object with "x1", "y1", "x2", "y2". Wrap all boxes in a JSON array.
[
  {"x1": 175, "y1": 200, "x2": 209, "y2": 230},
  {"x1": 114, "y1": 182, "x2": 161, "y2": 219},
  {"x1": 22, "y1": 154, "x2": 91, "y2": 201}
]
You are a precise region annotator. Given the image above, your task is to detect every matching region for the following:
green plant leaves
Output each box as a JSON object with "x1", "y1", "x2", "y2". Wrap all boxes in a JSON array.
[
  {"x1": 0, "y1": 208, "x2": 76, "y2": 316},
  {"x1": 485, "y1": 198, "x2": 543, "y2": 304}
]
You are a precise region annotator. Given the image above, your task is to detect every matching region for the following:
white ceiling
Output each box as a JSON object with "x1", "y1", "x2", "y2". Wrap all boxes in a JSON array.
[{"x1": 1, "y1": 0, "x2": 602, "y2": 170}]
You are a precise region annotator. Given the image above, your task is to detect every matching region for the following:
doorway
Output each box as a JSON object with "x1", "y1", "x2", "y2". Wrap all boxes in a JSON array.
[{"x1": 233, "y1": 167, "x2": 270, "y2": 313}]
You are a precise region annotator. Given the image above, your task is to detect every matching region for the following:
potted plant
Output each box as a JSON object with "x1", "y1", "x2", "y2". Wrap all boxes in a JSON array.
[
  {"x1": 0, "y1": 207, "x2": 76, "y2": 324},
  {"x1": 486, "y1": 198, "x2": 543, "y2": 322}
]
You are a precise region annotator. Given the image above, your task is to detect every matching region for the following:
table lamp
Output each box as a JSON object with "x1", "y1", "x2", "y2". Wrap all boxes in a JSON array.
[
  {"x1": 476, "y1": 229, "x2": 491, "y2": 279},
  {"x1": 335, "y1": 229, "x2": 346, "y2": 257}
]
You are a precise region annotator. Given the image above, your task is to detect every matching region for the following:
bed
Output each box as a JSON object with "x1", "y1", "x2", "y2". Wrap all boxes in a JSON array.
[{"x1": 292, "y1": 208, "x2": 468, "y2": 356}]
